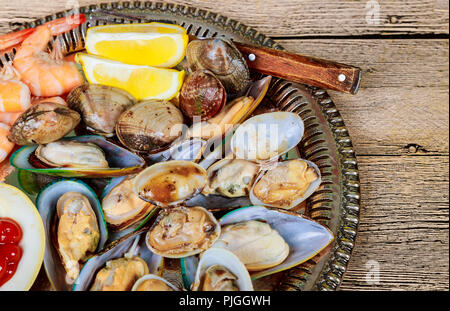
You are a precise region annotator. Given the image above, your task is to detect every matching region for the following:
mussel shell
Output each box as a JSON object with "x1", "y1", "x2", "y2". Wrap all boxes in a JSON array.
[
  {"x1": 184, "y1": 247, "x2": 253, "y2": 291},
  {"x1": 179, "y1": 69, "x2": 226, "y2": 120},
  {"x1": 100, "y1": 175, "x2": 158, "y2": 235},
  {"x1": 73, "y1": 228, "x2": 164, "y2": 291},
  {"x1": 10, "y1": 135, "x2": 146, "y2": 178},
  {"x1": 186, "y1": 39, "x2": 250, "y2": 94},
  {"x1": 217, "y1": 206, "x2": 334, "y2": 280},
  {"x1": 8, "y1": 102, "x2": 80, "y2": 145},
  {"x1": 36, "y1": 179, "x2": 108, "y2": 291},
  {"x1": 116, "y1": 100, "x2": 184, "y2": 154},
  {"x1": 67, "y1": 84, "x2": 136, "y2": 137}
]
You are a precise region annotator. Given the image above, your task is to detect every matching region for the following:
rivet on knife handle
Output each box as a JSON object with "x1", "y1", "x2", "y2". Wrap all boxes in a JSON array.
[{"x1": 234, "y1": 42, "x2": 362, "y2": 95}]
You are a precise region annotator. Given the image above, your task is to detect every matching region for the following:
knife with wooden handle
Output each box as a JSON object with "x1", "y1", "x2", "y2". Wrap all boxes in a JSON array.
[{"x1": 233, "y1": 42, "x2": 362, "y2": 95}]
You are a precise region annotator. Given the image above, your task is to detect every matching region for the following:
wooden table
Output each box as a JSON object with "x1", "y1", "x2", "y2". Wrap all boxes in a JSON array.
[{"x1": 0, "y1": 0, "x2": 448, "y2": 290}]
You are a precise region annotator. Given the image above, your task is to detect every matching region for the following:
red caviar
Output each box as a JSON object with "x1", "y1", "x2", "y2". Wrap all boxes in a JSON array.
[{"x1": 0, "y1": 218, "x2": 23, "y2": 287}]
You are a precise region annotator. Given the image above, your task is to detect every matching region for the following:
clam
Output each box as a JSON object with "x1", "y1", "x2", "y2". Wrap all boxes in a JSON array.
[
  {"x1": 215, "y1": 220, "x2": 289, "y2": 271},
  {"x1": 132, "y1": 274, "x2": 180, "y2": 291},
  {"x1": 179, "y1": 69, "x2": 226, "y2": 120},
  {"x1": 9, "y1": 102, "x2": 80, "y2": 145},
  {"x1": 215, "y1": 206, "x2": 334, "y2": 279},
  {"x1": 101, "y1": 175, "x2": 157, "y2": 232},
  {"x1": 145, "y1": 206, "x2": 220, "y2": 258},
  {"x1": 74, "y1": 228, "x2": 164, "y2": 291},
  {"x1": 37, "y1": 179, "x2": 108, "y2": 290},
  {"x1": 67, "y1": 84, "x2": 136, "y2": 137},
  {"x1": 230, "y1": 111, "x2": 304, "y2": 164},
  {"x1": 10, "y1": 135, "x2": 145, "y2": 178},
  {"x1": 133, "y1": 160, "x2": 207, "y2": 207},
  {"x1": 187, "y1": 248, "x2": 253, "y2": 291},
  {"x1": 250, "y1": 159, "x2": 322, "y2": 209},
  {"x1": 116, "y1": 100, "x2": 184, "y2": 154},
  {"x1": 202, "y1": 158, "x2": 259, "y2": 198},
  {"x1": 186, "y1": 38, "x2": 250, "y2": 94}
]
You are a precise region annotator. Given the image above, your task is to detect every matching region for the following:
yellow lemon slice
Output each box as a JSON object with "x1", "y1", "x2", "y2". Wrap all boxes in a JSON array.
[
  {"x1": 76, "y1": 53, "x2": 185, "y2": 101},
  {"x1": 85, "y1": 22, "x2": 188, "y2": 68}
]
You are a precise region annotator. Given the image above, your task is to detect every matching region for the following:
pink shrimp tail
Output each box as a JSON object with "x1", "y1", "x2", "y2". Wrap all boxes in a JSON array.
[
  {"x1": 46, "y1": 14, "x2": 87, "y2": 36},
  {"x1": 0, "y1": 28, "x2": 35, "y2": 52},
  {"x1": 0, "y1": 14, "x2": 85, "y2": 52}
]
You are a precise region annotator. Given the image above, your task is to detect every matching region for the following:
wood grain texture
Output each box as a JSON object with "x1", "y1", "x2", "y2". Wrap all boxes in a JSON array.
[
  {"x1": 277, "y1": 39, "x2": 449, "y2": 155},
  {"x1": 0, "y1": 0, "x2": 448, "y2": 36},
  {"x1": 277, "y1": 39, "x2": 449, "y2": 89},
  {"x1": 340, "y1": 156, "x2": 449, "y2": 290}
]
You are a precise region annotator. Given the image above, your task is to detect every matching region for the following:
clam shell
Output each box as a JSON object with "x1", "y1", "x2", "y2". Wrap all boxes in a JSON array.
[
  {"x1": 133, "y1": 160, "x2": 207, "y2": 207},
  {"x1": 230, "y1": 111, "x2": 304, "y2": 163},
  {"x1": 186, "y1": 248, "x2": 254, "y2": 291},
  {"x1": 67, "y1": 84, "x2": 136, "y2": 137},
  {"x1": 216, "y1": 206, "x2": 334, "y2": 280},
  {"x1": 8, "y1": 102, "x2": 80, "y2": 145},
  {"x1": 145, "y1": 206, "x2": 221, "y2": 258},
  {"x1": 179, "y1": 69, "x2": 226, "y2": 120},
  {"x1": 10, "y1": 135, "x2": 146, "y2": 178},
  {"x1": 250, "y1": 159, "x2": 322, "y2": 209},
  {"x1": 37, "y1": 179, "x2": 108, "y2": 291},
  {"x1": 73, "y1": 228, "x2": 164, "y2": 291},
  {"x1": 186, "y1": 39, "x2": 250, "y2": 94},
  {"x1": 116, "y1": 100, "x2": 184, "y2": 154},
  {"x1": 132, "y1": 274, "x2": 180, "y2": 291}
]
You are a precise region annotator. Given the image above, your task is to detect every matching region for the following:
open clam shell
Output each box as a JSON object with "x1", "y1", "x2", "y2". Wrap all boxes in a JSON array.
[
  {"x1": 37, "y1": 179, "x2": 108, "y2": 291},
  {"x1": 73, "y1": 228, "x2": 164, "y2": 291},
  {"x1": 100, "y1": 175, "x2": 158, "y2": 239},
  {"x1": 133, "y1": 160, "x2": 207, "y2": 207},
  {"x1": 230, "y1": 111, "x2": 304, "y2": 164},
  {"x1": 185, "y1": 247, "x2": 254, "y2": 291},
  {"x1": 10, "y1": 135, "x2": 146, "y2": 178},
  {"x1": 250, "y1": 159, "x2": 322, "y2": 209},
  {"x1": 132, "y1": 274, "x2": 180, "y2": 291},
  {"x1": 145, "y1": 206, "x2": 221, "y2": 258},
  {"x1": 146, "y1": 138, "x2": 207, "y2": 163},
  {"x1": 67, "y1": 84, "x2": 136, "y2": 137},
  {"x1": 185, "y1": 158, "x2": 256, "y2": 211},
  {"x1": 215, "y1": 206, "x2": 334, "y2": 280}
]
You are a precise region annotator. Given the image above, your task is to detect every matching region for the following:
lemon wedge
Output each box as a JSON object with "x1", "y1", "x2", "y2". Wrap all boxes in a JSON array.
[
  {"x1": 76, "y1": 53, "x2": 185, "y2": 101},
  {"x1": 85, "y1": 22, "x2": 188, "y2": 68}
]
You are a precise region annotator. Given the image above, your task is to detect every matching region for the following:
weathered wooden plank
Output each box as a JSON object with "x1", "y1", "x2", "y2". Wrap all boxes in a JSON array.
[
  {"x1": 340, "y1": 155, "x2": 449, "y2": 290},
  {"x1": 330, "y1": 87, "x2": 449, "y2": 155},
  {"x1": 0, "y1": 0, "x2": 448, "y2": 36},
  {"x1": 278, "y1": 39, "x2": 449, "y2": 155},
  {"x1": 277, "y1": 39, "x2": 449, "y2": 89}
]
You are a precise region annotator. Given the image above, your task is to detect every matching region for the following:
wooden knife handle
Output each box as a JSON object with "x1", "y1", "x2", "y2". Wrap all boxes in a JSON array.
[{"x1": 234, "y1": 42, "x2": 362, "y2": 95}]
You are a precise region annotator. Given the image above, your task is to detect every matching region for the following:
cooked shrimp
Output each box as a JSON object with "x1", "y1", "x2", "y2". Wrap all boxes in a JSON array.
[
  {"x1": 32, "y1": 96, "x2": 67, "y2": 106},
  {"x1": 0, "y1": 112, "x2": 22, "y2": 125},
  {"x1": 0, "y1": 61, "x2": 31, "y2": 112},
  {"x1": 11, "y1": 15, "x2": 86, "y2": 97},
  {"x1": 0, "y1": 28, "x2": 35, "y2": 53},
  {"x1": 0, "y1": 122, "x2": 14, "y2": 163},
  {"x1": 0, "y1": 96, "x2": 67, "y2": 126}
]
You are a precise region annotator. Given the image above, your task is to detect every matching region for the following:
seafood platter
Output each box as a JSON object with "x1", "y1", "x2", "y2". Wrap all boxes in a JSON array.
[{"x1": 0, "y1": 2, "x2": 360, "y2": 291}]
